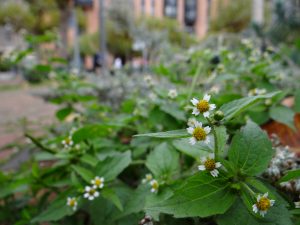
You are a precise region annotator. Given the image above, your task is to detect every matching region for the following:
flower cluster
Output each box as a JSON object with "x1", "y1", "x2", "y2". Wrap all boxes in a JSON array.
[
  {"x1": 84, "y1": 176, "x2": 105, "y2": 201},
  {"x1": 62, "y1": 136, "x2": 74, "y2": 149},
  {"x1": 142, "y1": 174, "x2": 159, "y2": 193},
  {"x1": 168, "y1": 89, "x2": 178, "y2": 99},
  {"x1": 263, "y1": 134, "x2": 300, "y2": 192},
  {"x1": 67, "y1": 197, "x2": 78, "y2": 211}
]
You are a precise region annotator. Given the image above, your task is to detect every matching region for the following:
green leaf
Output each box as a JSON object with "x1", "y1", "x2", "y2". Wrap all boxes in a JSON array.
[
  {"x1": 146, "y1": 143, "x2": 180, "y2": 179},
  {"x1": 279, "y1": 169, "x2": 300, "y2": 183},
  {"x1": 31, "y1": 197, "x2": 73, "y2": 222},
  {"x1": 95, "y1": 151, "x2": 131, "y2": 181},
  {"x1": 56, "y1": 107, "x2": 73, "y2": 121},
  {"x1": 220, "y1": 92, "x2": 280, "y2": 121},
  {"x1": 228, "y1": 121, "x2": 273, "y2": 176},
  {"x1": 134, "y1": 129, "x2": 189, "y2": 139},
  {"x1": 102, "y1": 188, "x2": 123, "y2": 211},
  {"x1": 160, "y1": 103, "x2": 186, "y2": 121},
  {"x1": 71, "y1": 165, "x2": 93, "y2": 183},
  {"x1": 215, "y1": 126, "x2": 228, "y2": 156},
  {"x1": 217, "y1": 198, "x2": 292, "y2": 225},
  {"x1": 80, "y1": 154, "x2": 99, "y2": 167},
  {"x1": 295, "y1": 90, "x2": 300, "y2": 113},
  {"x1": 270, "y1": 106, "x2": 296, "y2": 131},
  {"x1": 172, "y1": 138, "x2": 212, "y2": 159},
  {"x1": 146, "y1": 173, "x2": 236, "y2": 218},
  {"x1": 72, "y1": 124, "x2": 120, "y2": 143}
]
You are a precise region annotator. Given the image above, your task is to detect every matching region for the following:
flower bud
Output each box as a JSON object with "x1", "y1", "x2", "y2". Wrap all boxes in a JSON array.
[{"x1": 213, "y1": 110, "x2": 224, "y2": 121}]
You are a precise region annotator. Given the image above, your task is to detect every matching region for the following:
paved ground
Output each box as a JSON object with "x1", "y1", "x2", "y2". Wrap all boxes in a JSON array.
[{"x1": 0, "y1": 75, "x2": 58, "y2": 163}]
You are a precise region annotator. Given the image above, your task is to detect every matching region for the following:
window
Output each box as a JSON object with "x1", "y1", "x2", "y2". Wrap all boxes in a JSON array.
[
  {"x1": 184, "y1": 0, "x2": 197, "y2": 26},
  {"x1": 164, "y1": 0, "x2": 177, "y2": 18}
]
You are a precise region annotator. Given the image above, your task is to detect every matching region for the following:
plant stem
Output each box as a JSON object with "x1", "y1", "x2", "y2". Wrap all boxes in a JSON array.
[
  {"x1": 130, "y1": 160, "x2": 145, "y2": 165},
  {"x1": 206, "y1": 118, "x2": 218, "y2": 160},
  {"x1": 187, "y1": 63, "x2": 202, "y2": 102},
  {"x1": 242, "y1": 182, "x2": 256, "y2": 197}
]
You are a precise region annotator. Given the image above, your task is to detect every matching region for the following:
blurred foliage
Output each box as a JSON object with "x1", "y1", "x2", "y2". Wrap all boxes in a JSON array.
[
  {"x1": 210, "y1": 0, "x2": 252, "y2": 33},
  {"x1": 140, "y1": 17, "x2": 198, "y2": 48},
  {"x1": 0, "y1": 1, "x2": 35, "y2": 31}
]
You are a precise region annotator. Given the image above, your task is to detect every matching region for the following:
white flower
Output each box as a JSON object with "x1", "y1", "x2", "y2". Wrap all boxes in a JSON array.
[
  {"x1": 191, "y1": 94, "x2": 216, "y2": 117},
  {"x1": 150, "y1": 179, "x2": 159, "y2": 193},
  {"x1": 187, "y1": 118, "x2": 197, "y2": 127},
  {"x1": 295, "y1": 201, "x2": 300, "y2": 208},
  {"x1": 83, "y1": 186, "x2": 99, "y2": 200},
  {"x1": 148, "y1": 92, "x2": 157, "y2": 101},
  {"x1": 187, "y1": 121, "x2": 211, "y2": 145},
  {"x1": 67, "y1": 197, "x2": 77, "y2": 211},
  {"x1": 91, "y1": 176, "x2": 104, "y2": 189},
  {"x1": 198, "y1": 153, "x2": 222, "y2": 177},
  {"x1": 62, "y1": 136, "x2": 74, "y2": 149},
  {"x1": 248, "y1": 88, "x2": 266, "y2": 96},
  {"x1": 252, "y1": 192, "x2": 275, "y2": 217},
  {"x1": 168, "y1": 89, "x2": 178, "y2": 99},
  {"x1": 142, "y1": 174, "x2": 153, "y2": 184},
  {"x1": 144, "y1": 75, "x2": 154, "y2": 87}
]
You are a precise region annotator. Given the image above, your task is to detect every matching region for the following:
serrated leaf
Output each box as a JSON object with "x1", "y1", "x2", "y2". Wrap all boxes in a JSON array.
[
  {"x1": 279, "y1": 169, "x2": 300, "y2": 183},
  {"x1": 220, "y1": 92, "x2": 280, "y2": 121},
  {"x1": 95, "y1": 151, "x2": 131, "y2": 181},
  {"x1": 146, "y1": 143, "x2": 179, "y2": 179},
  {"x1": 270, "y1": 106, "x2": 296, "y2": 131},
  {"x1": 145, "y1": 173, "x2": 236, "y2": 218},
  {"x1": 71, "y1": 165, "x2": 93, "y2": 183},
  {"x1": 134, "y1": 129, "x2": 189, "y2": 139},
  {"x1": 228, "y1": 121, "x2": 273, "y2": 176}
]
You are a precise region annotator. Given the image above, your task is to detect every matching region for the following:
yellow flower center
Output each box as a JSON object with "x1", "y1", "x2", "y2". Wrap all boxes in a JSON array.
[
  {"x1": 69, "y1": 199, "x2": 76, "y2": 207},
  {"x1": 65, "y1": 137, "x2": 71, "y2": 145},
  {"x1": 257, "y1": 197, "x2": 271, "y2": 211},
  {"x1": 193, "y1": 127, "x2": 207, "y2": 141},
  {"x1": 204, "y1": 159, "x2": 216, "y2": 171},
  {"x1": 197, "y1": 100, "x2": 210, "y2": 113},
  {"x1": 89, "y1": 189, "x2": 96, "y2": 195},
  {"x1": 146, "y1": 174, "x2": 153, "y2": 181},
  {"x1": 152, "y1": 181, "x2": 159, "y2": 190},
  {"x1": 95, "y1": 179, "x2": 102, "y2": 186}
]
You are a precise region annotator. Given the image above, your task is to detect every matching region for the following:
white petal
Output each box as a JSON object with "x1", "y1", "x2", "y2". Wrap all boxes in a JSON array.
[
  {"x1": 204, "y1": 126, "x2": 211, "y2": 134},
  {"x1": 203, "y1": 94, "x2": 211, "y2": 101},
  {"x1": 205, "y1": 137, "x2": 210, "y2": 144},
  {"x1": 208, "y1": 153, "x2": 215, "y2": 159},
  {"x1": 203, "y1": 111, "x2": 210, "y2": 118},
  {"x1": 91, "y1": 180, "x2": 95, "y2": 184},
  {"x1": 252, "y1": 204, "x2": 258, "y2": 213},
  {"x1": 198, "y1": 165, "x2": 206, "y2": 171},
  {"x1": 194, "y1": 121, "x2": 202, "y2": 127},
  {"x1": 192, "y1": 108, "x2": 200, "y2": 115},
  {"x1": 94, "y1": 191, "x2": 99, "y2": 197},
  {"x1": 260, "y1": 210, "x2": 267, "y2": 217},
  {"x1": 187, "y1": 127, "x2": 194, "y2": 134},
  {"x1": 270, "y1": 200, "x2": 275, "y2": 206},
  {"x1": 210, "y1": 170, "x2": 219, "y2": 177},
  {"x1": 62, "y1": 140, "x2": 66, "y2": 145},
  {"x1": 70, "y1": 141, "x2": 74, "y2": 146},
  {"x1": 263, "y1": 192, "x2": 268, "y2": 198},
  {"x1": 151, "y1": 188, "x2": 156, "y2": 193},
  {"x1": 200, "y1": 156, "x2": 207, "y2": 163},
  {"x1": 89, "y1": 196, "x2": 94, "y2": 201},
  {"x1": 84, "y1": 193, "x2": 89, "y2": 198},
  {"x1": 100, "y1": 177, "x2": 104, "y2": 182},
  {"x1": 100, "y1": 183, "x2": 104, "y2": 188},
  {"x1": 209, "y1": 104, "x2": 216, "y2": 110},
  {"x1": 191, "y1": 98, "x2": 199, "y2": 105},
  {"x1": 257, "y1": 194, "x2": 262, "y2": 202},
  {"x1": 189, "y1": 137, "x2": 196, "y2": 145},
  {"x1": 85, "y1": 186, "x2": 91, "y2": 191},
  {"x1": 215, "y1": 162, "x2": 222, "y2": 168}
]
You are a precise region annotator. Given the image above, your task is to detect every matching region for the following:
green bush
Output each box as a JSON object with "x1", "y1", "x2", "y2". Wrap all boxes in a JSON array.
[{"x1": 210, "y1": 0, "x2": 252, "y2": 33}]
